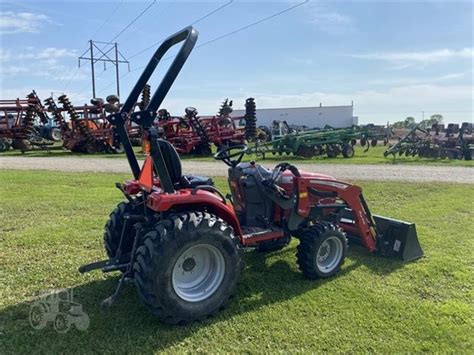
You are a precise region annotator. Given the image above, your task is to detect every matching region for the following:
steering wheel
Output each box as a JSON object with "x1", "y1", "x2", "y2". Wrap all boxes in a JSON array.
[
  {"x1": 214, "y1": 144, "x2": 248, "y2": 167},
  {"x1": 261, "y1": 162, "x2": 300, "y2": 201}
]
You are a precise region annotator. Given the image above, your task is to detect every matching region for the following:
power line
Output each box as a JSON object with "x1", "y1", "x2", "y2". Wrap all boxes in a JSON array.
[
  {"x1": 62, "y1": 46, "x2": 91, "y2": 91},
  {"x1": 81, "y1": 0, "x2": 157, "y2": 95},
  {"x1": 62, "y1": 67, "x2": 80, "y2": 91},
  {"x1": 141, "y1": 0, "x2": 308, "y2": 65},
  {"x1": 109, "y1": 0, "x2": 157, "y2": 43},
  {"x1": 195, "y1": 1, "x2": 308, "y2": 49},
  {"x1": 98, "y1": 1, "x2": 308, "y2": 93},
  {"x1": 62, "y1": 1, "x2": 125, "y2": 92},
  {"x1": 74, "y1": 1, "x2": 157, "y2": 97},
  {"x1": 90, "y1": 0, "x2": 124, "y2": 40},
  {"x1": 128, "y1": 0, "x2": 234, "y2": 60}
]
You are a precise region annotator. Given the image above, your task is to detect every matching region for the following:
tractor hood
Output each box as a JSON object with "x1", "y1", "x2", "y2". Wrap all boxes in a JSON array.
[{"x1": 281, "y1": 170, "x2": 336, "y2": 183}]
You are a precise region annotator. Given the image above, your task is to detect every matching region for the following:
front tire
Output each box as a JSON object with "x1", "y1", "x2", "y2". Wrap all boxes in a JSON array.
[
  {"x1": 54, "y1": 313, "x2": 71, "y2": 333},
  {"x1": 296, "y1": 222, "x2": 347, "y2": 279},
  {"x1": 133, "y1": 212, "x2": 243, "y2": 325}
]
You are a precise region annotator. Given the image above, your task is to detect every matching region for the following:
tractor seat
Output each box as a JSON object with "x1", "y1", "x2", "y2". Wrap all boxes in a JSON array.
[
  {"x1": 181, "y1": 175, "x2": 213, "y2": 188},
  {"x1": 155, "y1": 139, "x2": 213, "y2": 189}
]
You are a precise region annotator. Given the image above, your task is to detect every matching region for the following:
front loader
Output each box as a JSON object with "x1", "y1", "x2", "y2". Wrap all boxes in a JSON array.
[{"x1": 80, "y1": 26, "x2": 423, "y2": 325}]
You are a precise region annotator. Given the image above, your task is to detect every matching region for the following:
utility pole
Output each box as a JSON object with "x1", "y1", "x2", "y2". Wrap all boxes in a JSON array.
[
  {"x1": 89, "y1": 40, "x2": 96, "y2": 98},
  {"x1": 78, "y1": 40, "x2": 130, "y2": 99},
  {"x1": 114, "y1": 43, "x2": 120, "y2": 97}
]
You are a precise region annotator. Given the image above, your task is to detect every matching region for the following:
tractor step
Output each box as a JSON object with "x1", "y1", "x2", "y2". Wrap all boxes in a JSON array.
[
  {"x1": 241, "y1": 226, "x2": 285, "y2": 246},
  {"x1": 242, "y1": 226, "x2": 273, "y2": 238}
]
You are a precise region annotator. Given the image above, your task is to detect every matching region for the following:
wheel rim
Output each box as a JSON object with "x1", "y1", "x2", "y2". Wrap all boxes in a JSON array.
[
  {"x1": 316, "y1": 236, "x2": 343, "y2": 273},
  {"x1": 54, "y1": 314, "x2": 70, "y2": 333},
  {"x1": 52, "y1": 129, "x2": 62, "y2": 141},
  {"x1": 29, "y1": 304, "x2": 46, "y2": 329},
  {"x1": 172, "y1": 244, "x2": 226, "y2": 302}
]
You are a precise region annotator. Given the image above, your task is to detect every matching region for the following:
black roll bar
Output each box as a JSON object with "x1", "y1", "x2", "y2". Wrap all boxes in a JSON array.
[{"x1": 108, "y1": 26, "x2": 198, "y2": 180}]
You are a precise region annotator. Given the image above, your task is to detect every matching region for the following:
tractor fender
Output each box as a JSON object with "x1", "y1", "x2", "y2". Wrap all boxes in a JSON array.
[{"x1": 146, "y1": 189, "x2": 244, "y2": 240}]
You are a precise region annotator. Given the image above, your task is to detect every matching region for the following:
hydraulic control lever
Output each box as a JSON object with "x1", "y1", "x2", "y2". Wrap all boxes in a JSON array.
[{"x1": 261, "y1": 179, "x2": 290, "y2": 200}]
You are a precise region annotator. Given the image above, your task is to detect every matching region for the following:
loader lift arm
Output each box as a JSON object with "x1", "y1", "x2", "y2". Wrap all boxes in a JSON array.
[{"x1": 293, "y1": 177, "x2": 423, "y2": 261}]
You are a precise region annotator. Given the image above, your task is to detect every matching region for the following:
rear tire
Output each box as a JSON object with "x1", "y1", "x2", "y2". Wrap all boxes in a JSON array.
[
  {"x1": 296, "y1": 222, "x2": 347, "y2": 279},
  {"x1": 104, "y1": 202, "x2": 136, "y2": 258},
  {"x1": 133, "y1": 212, "x2": 243, "y2": 325}
]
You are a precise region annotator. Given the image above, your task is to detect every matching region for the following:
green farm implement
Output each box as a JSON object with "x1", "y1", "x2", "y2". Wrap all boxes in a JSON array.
[
  {"x1": 384, "y1": 123, "x2": 473, "y2": 160},
  {"x1": 247, "y1": 125, "x2": 385, "y2": 159}
]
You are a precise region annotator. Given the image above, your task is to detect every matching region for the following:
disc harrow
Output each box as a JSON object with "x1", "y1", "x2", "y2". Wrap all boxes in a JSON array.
[
  {"x1": 384, "y1": 123, "x2": 473, "y2": 161},
  {"x1": 0, "y1": 91, "x2": 55, "y2": 152},
  {"x1": 58, "y1": 94, "x2": 100, "y2": 153},
  {"x1": 244, "y1": 98, "x2": 257, "y2": 140},
  {"x1": 138, "y1": 84, "x2": 151, "y2": 110},
  {"x1": 154, "y1": 98, "x2": 254, "y2": 155}
]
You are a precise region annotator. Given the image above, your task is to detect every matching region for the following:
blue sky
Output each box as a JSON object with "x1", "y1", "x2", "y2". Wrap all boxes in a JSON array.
[{"x1": 1, "y1": 0, "x2": 472, "y2": 124}]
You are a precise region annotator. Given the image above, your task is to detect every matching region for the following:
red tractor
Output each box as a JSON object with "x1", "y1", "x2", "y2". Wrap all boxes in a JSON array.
[{"x1": 80, "y1": 27, "x2": 423, "y2": 325}]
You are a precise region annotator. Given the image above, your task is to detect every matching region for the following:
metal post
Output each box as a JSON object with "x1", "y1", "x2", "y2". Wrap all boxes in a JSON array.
[
  {"x1": 114, "y1": 42, "x2": 120, "y2": 97},
  {"x1": 90, "y1": 40, "x2": 96, "y2": 98}
]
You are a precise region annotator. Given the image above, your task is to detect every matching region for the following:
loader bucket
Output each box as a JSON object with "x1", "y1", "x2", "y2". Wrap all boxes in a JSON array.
[{"x1": 373, "y1": 215, "x2": 423, "y2": 262}]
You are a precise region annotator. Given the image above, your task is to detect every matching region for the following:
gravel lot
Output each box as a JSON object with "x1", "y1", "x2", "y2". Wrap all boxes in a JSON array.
[{"x1": 1, "y1": 156, "x2": 473, "y2": 183}]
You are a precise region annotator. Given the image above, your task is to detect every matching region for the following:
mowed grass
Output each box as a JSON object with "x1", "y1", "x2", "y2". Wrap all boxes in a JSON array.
[
  {"x1": 0, "y1": 170, "x2": 473, "y2": 353},
  {"x1": 3, "y1": 144, "x2": 474, "y2": 167}
]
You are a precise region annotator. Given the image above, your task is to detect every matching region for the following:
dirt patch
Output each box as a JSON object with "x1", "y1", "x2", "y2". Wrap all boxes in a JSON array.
[{"x1": 1, "y1": 156, "x2": 473, "y2": 183}]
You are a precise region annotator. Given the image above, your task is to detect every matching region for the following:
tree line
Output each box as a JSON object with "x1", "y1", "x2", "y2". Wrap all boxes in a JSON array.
[{"x1": 392, "y1": 114, "x2": 443, "y2": 129}]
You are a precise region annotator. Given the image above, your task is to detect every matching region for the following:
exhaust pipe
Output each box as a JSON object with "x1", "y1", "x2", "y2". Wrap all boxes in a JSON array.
[{"x1": 373, "y1": 215, "x2": 423, "y2": 262}]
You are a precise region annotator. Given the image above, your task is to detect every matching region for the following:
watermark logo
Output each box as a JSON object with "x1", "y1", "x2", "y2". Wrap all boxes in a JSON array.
[{"x1": 29, "y1": 288, "x2": 89, "y2": 333}]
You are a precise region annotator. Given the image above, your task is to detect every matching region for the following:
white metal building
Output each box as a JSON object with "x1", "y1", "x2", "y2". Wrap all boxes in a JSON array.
[{"x1": 232, "y1": 104, "x2": 358, "y2": 129}]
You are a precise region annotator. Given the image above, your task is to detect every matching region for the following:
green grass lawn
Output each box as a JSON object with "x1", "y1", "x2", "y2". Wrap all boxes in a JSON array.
[
  {"x1": 3, "y1": 144, "x2": 473, "y2": 167},
  {"x1": 1, "y1": 170, "x2": 473, "y2": 352}
]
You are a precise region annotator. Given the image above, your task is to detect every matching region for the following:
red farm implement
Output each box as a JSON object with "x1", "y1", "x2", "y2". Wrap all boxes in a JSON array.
[
  {"x1": 79, "y1": 27, "x2": 423, "y2": 325},
  {"x1": 0, "y1": 91, "x2": 55, "y2": 152},
  {"x1": 43, "y1": 94, "x2": 124, "y2": 154},
  {"x1": 154, "y1": 98, "x2": 256, "y2": 155}
]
